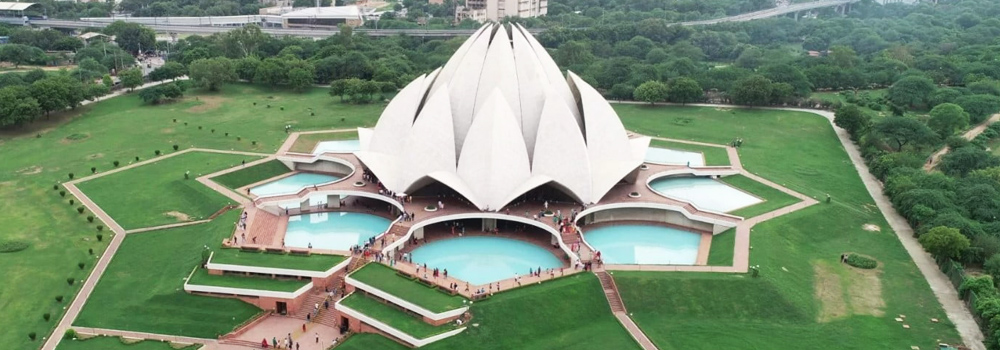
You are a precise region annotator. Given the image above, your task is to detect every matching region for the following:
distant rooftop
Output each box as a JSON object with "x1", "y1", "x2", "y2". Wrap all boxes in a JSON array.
[
  {"x1": 281, "y1": 5, "x2": 362, "y2": 19},
  {"x1": 0, "y1": 2, "x2": 38, "y2": 11}
]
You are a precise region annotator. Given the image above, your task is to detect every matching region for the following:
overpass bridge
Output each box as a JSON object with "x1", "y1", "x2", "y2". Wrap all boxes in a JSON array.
[{"x1": 0, "y1": 0, "x2": 859, "y2": 38}]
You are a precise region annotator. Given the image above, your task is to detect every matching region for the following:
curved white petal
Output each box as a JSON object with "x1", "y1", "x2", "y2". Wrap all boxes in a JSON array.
[
  {"x1": 400, "y1": 86, "x2": 457, "y2": 190},
  {"x1": 366, "y1": 74, "x2": 426, "y2": 154},
  {"x1": 532, "y1": 88, "x2": 593, "y2": 203},
  {"x1": 512, "y1": 27, "x2": 548, "y2": 160},
  {"x1": 514, "y1": 23, "x2": 582, "y2": 131},
  {"x1": 457, "y1": 90, "x2": 532, "y2": 210},
  {"x1": 448, "y1": 25, "x2": 495, "y2": 157}
]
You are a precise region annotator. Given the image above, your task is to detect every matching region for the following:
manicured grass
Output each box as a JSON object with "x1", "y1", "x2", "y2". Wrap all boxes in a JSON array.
[
  {"x1": 334, "y1": 333, "x2": 406, "y2": 350},
  {"x1": 58, "y1": 336, "x2": 196, "y2": 350},
  {"x1": 210, "y1": 160, "x2": 291, "y2": 190},
  {"x1": 719, "y1": 174, "x2": 800, "y2": 218},
  {"x1": 187, "y1": 268, "x2": 309, "y2": 292},
  {"x1": 74, "y1": 211, "x2": 260, "y2": 338},
  {"x1": 76, "y1": 151, "x2": 256, "y2": 229},
  {"x1": 340, "y1": 293, "x2": 456, "y2": 339},
  {"x1": 341, "y1": 274, "x2": 638, "y2": 350},
  {"x1": 349, "y1": 263, "x2": 466, "y2": 312},
  {"x1": 0, "y1": 84, "x2": 382, "y2": 349},
  {"x1": 288, "y1": 130, "x2": 359, "y2": 153},
  {"x1": 706, "y1": 228, "x2": 735, "y2": 266},
  {"x1": 210, "y1": 248, "x2": 346, "y2": 272},
  {"x1": 649, "y1": 139, "x2": 730, "y2": 166},
  {"x1": 614, "y1": 105, "x2": 960, "y2": 348}
]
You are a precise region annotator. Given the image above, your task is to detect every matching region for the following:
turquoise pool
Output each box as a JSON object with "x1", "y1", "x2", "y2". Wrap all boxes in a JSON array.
[
  {"x1": 649, "y1": 176, "x2": 762, "y2": 213},
  {"x1": 285, "y1": 212, "x2": 391, "y2": 251},
  {"x1": 410, "y1": 236, "x2": 563, "y2": 285},
  {"x1": 313, "y1": 140, "x2": 361, "y2": 154},
  {"x1": 645, "y1": 147, "x2": 704, "y2": 166},
  {"x1": 584, "y1": 224, "x2": 701, "y2": 265},
  {"x1": 250, "y1": 173, "x2": 341, "y2": 197}
]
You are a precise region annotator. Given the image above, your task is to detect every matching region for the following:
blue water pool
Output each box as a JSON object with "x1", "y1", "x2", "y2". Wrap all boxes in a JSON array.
[
  {"x1": 584, "y1": 224, "x2": 701, "y2": 265},
  {"x1": 313, "y1": 140, "x2": 361, "y2": 154},
  {"x1": 645, "y1": 147, "x2": 704, "y2": 166},
  {"x1": 649, "y1": 176, "x2": 762, "y2": 213},
  {"x1": 409, "y1": 236, "x2": 563, "y2": 285},
  {"x1": 284, "y1": 212, "x2": 391, "y2": 251},
  {"x1": 250, "y1": 173, "x2": 341, "y2": 197}
]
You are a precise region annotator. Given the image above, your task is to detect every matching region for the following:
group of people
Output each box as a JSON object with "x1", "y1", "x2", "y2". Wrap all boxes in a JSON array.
[{"x1": 261, "y1": 333, "x2": 299, "y2": 349}]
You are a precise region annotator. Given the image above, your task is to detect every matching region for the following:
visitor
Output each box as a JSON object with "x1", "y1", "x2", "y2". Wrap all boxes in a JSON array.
[
  {"x1": 315, "y1": 333, "x2": 320, "y2": 343},
  {"x1": 544, "y1": 200, "x2": 549, "y2": 209},
  {"x1": 444, "y1": 269, "x2": 448, "y2": 278},
  {"x1": 242, "y1": 160, "x2": 246, "y2": 167},
  {"x1": 262, "y1": 338, "x2": 268, "y2": 348}
]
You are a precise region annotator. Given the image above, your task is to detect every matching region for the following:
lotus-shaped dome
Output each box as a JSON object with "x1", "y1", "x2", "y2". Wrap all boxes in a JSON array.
[{"x1": 356, "y1": 23, "x2": 649, "y2": 210}]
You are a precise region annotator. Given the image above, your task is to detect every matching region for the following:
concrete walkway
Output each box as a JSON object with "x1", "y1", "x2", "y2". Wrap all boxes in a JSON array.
[
  {"x1": 72, "y1": 327, "x2": 215, "y2": 346},
  {"x1": 924, "y1": 113, "x2": 1000, "y2": 171}
]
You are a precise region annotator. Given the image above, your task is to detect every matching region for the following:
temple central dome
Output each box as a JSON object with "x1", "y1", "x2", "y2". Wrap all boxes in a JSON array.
[{"x1": 356, "y1": 23, "x2": 649, "y2": 210}]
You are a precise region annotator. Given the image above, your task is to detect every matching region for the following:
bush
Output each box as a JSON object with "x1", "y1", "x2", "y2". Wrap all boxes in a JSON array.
[
  {"x1": 53, "y1": 184, "x2": 58, "y2": 190},
  {"x1": 68, "y1": 173, "x2": 74, "y2": 179},
  {"x1": 43, "y1": 313, "x2": 50, "y2": 321},
  {"x1": 59, "y1": 190, "x2": 66, "y2": 197},
  {"x1": 96, "y1": 225, "x2": 103, "y2": 231},
  {"x1": 87, "y1": 215, "x2": 94, "y2": 223},
  {"x1": 64, "y1": 329, "x2": 76, "y2": 340},
  {"x1": 113, "y1": 160, "x2": 120, "y2": 167},
  {"x1": 55, "y1": 295, "x2": 63, "y2": 302},
  {"x1": 88, "y1": 248, "x2": 93, "y2": 255},
  {"x1": 69, "y1": 199, "x2": 75, "y2": 205},
  {"x1": 0, "y1": 240, "x2": 29, "y2": 253},
  {"x1": 28, "y1": 332, "x2": 36, "y2": 341},
  {"x1": 173, "y1": 144, "x2": 179, "y2": 151},
  {"x1": 96, "y1": 234, "x2": 103, "y2": 241},
  {"x1": 845, "y1": 254, "x2": 878, "y2": 269},
  {"x1": 66, "y1": 277, "x2": 74, "y2": 286},
  {"x1": 78, "y1": 262, "x2": 85, "y2": 270},
  {"x1": 134, "y1": 156, "x2": 139, "y2": 162},
  {"x1": 237, "y1": 136, "x2": 242, "y2": 141},
  {"x1": 961, "y1": 275, "x2": 997, "y2": 298},
  {"x1": 197, "y1": 126, "x2": 202, "y2": 130},
  {"x1": 77, "y1": 206, "x2": 85, "y2": 214},
  {"x1": 90, "y1": 167, "x2": 96, "y2": 174},
  {"x1": 252, "y1": 141, "x2": 257, "y2": 145},
  {"x1": 154, "y1": 150, "x2": 161, "y2": 156},
  {"x1": 211, "y1": 129, "x2": 215, "y2": 133}
]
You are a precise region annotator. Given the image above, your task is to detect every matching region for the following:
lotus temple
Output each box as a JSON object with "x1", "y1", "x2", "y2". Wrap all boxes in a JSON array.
[{"x1": 181, "y1": 23, "x2": 813, "y2": 347}]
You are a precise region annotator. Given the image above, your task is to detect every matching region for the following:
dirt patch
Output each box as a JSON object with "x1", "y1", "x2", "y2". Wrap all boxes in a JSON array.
[
  {"x1": 162, "y1": 128, "x2": 175, "y2": 134},
  {"x1": 60, "y1": 133, "x2": 90, "y2": 144},
  {"x1": 165, "y1": 211, "x2": 192, "y2": 222},
  {"x1": 87, "y1": 153, "x2": 104, "y2": 160},
  {"x1": 17, "y1": 166, "x2": 42, "y2": 175},
  {"x1": 862, "y1": 224, "x2": 881, "y2": 232},
  {"x1": 847, "y1": 267, "x2": 885, "y2": 317},
  {"x1": 185, "y1": 96, "x2": 229, "y2": 113},
  {"x1": 814, "y1": 263, "x2": 848, "y2": 323},
  {"x1": 714, "y1": 107, "x2": 733, "y2": 112}
]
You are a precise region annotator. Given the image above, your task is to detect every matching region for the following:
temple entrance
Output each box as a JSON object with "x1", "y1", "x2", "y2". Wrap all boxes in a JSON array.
[{"x1": 276, "y1": 301, "x2": 287, "y2": 315}]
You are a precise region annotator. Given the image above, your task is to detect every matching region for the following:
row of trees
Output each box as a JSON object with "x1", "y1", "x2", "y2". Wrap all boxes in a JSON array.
[{"x1": 0, "y1": 72, "x2": 110, "y2": 127}]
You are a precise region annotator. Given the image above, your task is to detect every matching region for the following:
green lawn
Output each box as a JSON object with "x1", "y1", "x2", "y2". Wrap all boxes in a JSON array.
[
  {"x1": 289, "y1": 130, "x2": 359, "y2": 153},
  {"x1": 74, "y1": 211, "x2": 260, "y2": 338},
  {"x1": 210, "y1": 160, "x2": 291, "y2": 190},
  {"x1": 334, "y1": 333, "x2": 406, "y2": 350},
  {"x1": 339, "y1": 274, "x2": 638, "y2": 350},
  {"x1": 719, "y1": 174, "x2": 801, "y2": 218},
  {"x1": 187, "y1": 268, "x2": 309, "y2": 292},
  {"x1": 706, "y1": 228, "x2": 735, "y2": 266},
  {"x1": 58, "y1": 336, "x2": 196, "y2": 350},
  {"x1": 340, "y1": 293, "x2": 456, "y2": 339},
  {"x1": 210, "y1": 248, "x2": 346, "y2": 272},
  {"x1": 0, "y1": 84, "x2": 383, "y2": 349},
  {"x1": 649, "y1": 139, "x2": 730, "y2": 166},
  {"x1": 76, "y1": 151, "x2": 256, "y2": 229},
  {"x1": 613, "y1": 105, "x2": 960, "y2": 349},
  {"x1": 349, "y1": 263, "x2": 466, "y2": 313}
]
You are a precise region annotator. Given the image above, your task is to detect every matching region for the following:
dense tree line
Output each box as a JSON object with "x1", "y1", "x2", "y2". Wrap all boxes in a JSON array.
[{"x1": 0, "y1": 70, "x2": 111, "y2": 127}]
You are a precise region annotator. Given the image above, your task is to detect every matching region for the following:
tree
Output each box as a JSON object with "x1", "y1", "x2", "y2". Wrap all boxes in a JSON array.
[
  {"x1": 872, "y1": 116, "x2": 939, "y2": 151},
  {"x1": 0, "y1": 86, "x2": 41, "y2": 127},
  {"x1": 828, "y1": 45, "x2": 858, "y2": 68},
  {"x1": 667, "y1": 77, "x2": 702, "y2": 105},
  {"x1": 955, "y1": 95, "x2": 1000, "y2": 124},
  {"x1": 254, "y1": 58, "x2": 286, "y2": 87},
  {"x1": 939, "y1": 147, "x2": 1000, "y2": 177},
  {"x1": 608, "y1": 84, "x2": 634, "y2": 101},
  {"x1": 222, "y1": 24, "x2": 266, "y2": 58},
  {"x1": 188, "y1": 57, "x2": 236, "y2": 91},
  {"x1": 729, "y1": 75, "x2": 773, "y2": 107},
  {"x1": 919, "y1": 226, "x2": 970, "y2": 259},
  {"x1": 148, "y1": 62, "x2": 186, "y2": 82},
  {"x1": 84, "y1": 83, "x2": 110, "y2": 101},
  {"x1": 554, "y1": 41, "x2": 594, "y2": 67},
  {"x1": 287, "y1": 67, "x2": 315, "y2": 92},
  {"x1": 834, "y1": 104, "x2": 871, "y2": 138},
  {"x1": 633, "y1": 81, "x2": 668, "y2": 104},
  {"x1": 102, "y1": 74, "x2": 113, "y2": 88},
  {"x1": 928, "y1": 103, "x2": 970, "y2": 137},
  {"x1": 329, "y1": 79, "x2": 349, "y2": 102},
  {"x1": 138, "y1": 83, "x2": 185, "y2": 104},
  {"x1": 119, "y1": 68, "x2": 144, "y2": 92},
  {"x1": 104, "y1": 21, "x2": 155, "y2": 54},
  {"x1": 0, "y1": 44, "x2": 44, "y2": 68},
  {"x1": 761, "y1": 64, "x2": 812, "y2": 97},
  {"x1": 888, "y1": 75, "x2": 936, "y2": 108}
]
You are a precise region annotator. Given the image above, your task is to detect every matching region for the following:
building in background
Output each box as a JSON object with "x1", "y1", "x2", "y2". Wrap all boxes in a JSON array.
[
  {"x1": 456, "y1": 0, "x2": 546, "y2": 22},
  {"x1": 281, "y1": 6, "x2": 364, "y2": 28}
]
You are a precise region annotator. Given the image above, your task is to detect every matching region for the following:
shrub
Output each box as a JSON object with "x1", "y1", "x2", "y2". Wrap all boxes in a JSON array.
[
  {"x1": 53, "y1": 184, "x2": 58, "y2": 190},
  {"x1": 66, "y1": 277, "x2": 74, "y2": 286},
  {"x1": 845, "y1": 254, "x2": 877, "y2": 269},
  {"x1": 90, "y1": 167, "x2": 96, "y2": 174},
  {"x1": 237, "y1": 136, "x2": 242, "y2": 141},
  {"x1": 96, "y1": 234, "x2": 103, "y2": 241},
  {"x1": 173, "y1": 118, "x2": 177, "y2": 122},
  {"x1": 69, "y1": 199, "x2": 74, "y2": 205},
  {"x1": 134, "y1": 156, "x2": 139, "y2": 162},
  {"x1": 184, "y1": 122, "x2": 188, "y2": 125},
  {"x1": 55, "y1": 295, "x2": 63, "y2": 302},
  {"x1": 0, "y1": 240, "x2": 30, "y2": 253},
  {"x1": 78, "y1": 262, "x2": 85, "y2": 270},
  {"x1": 198, "y1": 126, "x2": 202, "y2": 130},
  {"x1": 64, "y1": 329, "x2": 76, "y2": 340},
  {"x1": 962, "y1": 275, "x2": 997, "y2": 298},
  {"x1": 59, "y1": 190, "x2": 66, "y2": 197},
  {"x1": 154, "y1": 150, "x2": 161, "y2": 156},
  {"x1": 68, "y1": 173, "x2": 74, "y2": 179},
  {"x1": 87, "y1": 215, "x2": 94, "y2": 223},
  {"x1": 211, "y1": 129, "x2": 215, "y2": 133},
  {"x1": 173, "y1": 144, "x2": 179, "y2": 151},
  {"x1": 77, "y1": 206, "x2": 85, "y2": 214},
  {"x1": 28, "y1": 332, "x2": 36, "y2": 341},
  {"x1": 280, "y1": 107, "x2": 284, "y2": 110},
  {"x1": 184, "y1": 172, "x2": 189, "y2": 180},
  {"x1": 225, "y1": 132, "x2": 229, "y2": 136},
  {"x1": 252, "y1": 141, "x2": 257, "y2": 145},
  {"x1": 43, "y1": 313, "x2": 50, "y2": 321},
  {"x1": 96, "y1": 225, "x2": 103, "y2": 232},
  {"x1": 88, "y1": 248, "x2": 93, "y2": 255}
]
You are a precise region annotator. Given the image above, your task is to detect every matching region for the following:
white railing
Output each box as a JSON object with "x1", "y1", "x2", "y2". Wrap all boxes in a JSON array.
[
  {"x1": 335, "y1": 294, "x2": 466, "y2": 347},
  {"x1": 345, "y1": 276, "x2": 468, "y2": 321},
  {"x1": 206, "y1": 251, "x2": 351, "y2": 278}
]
